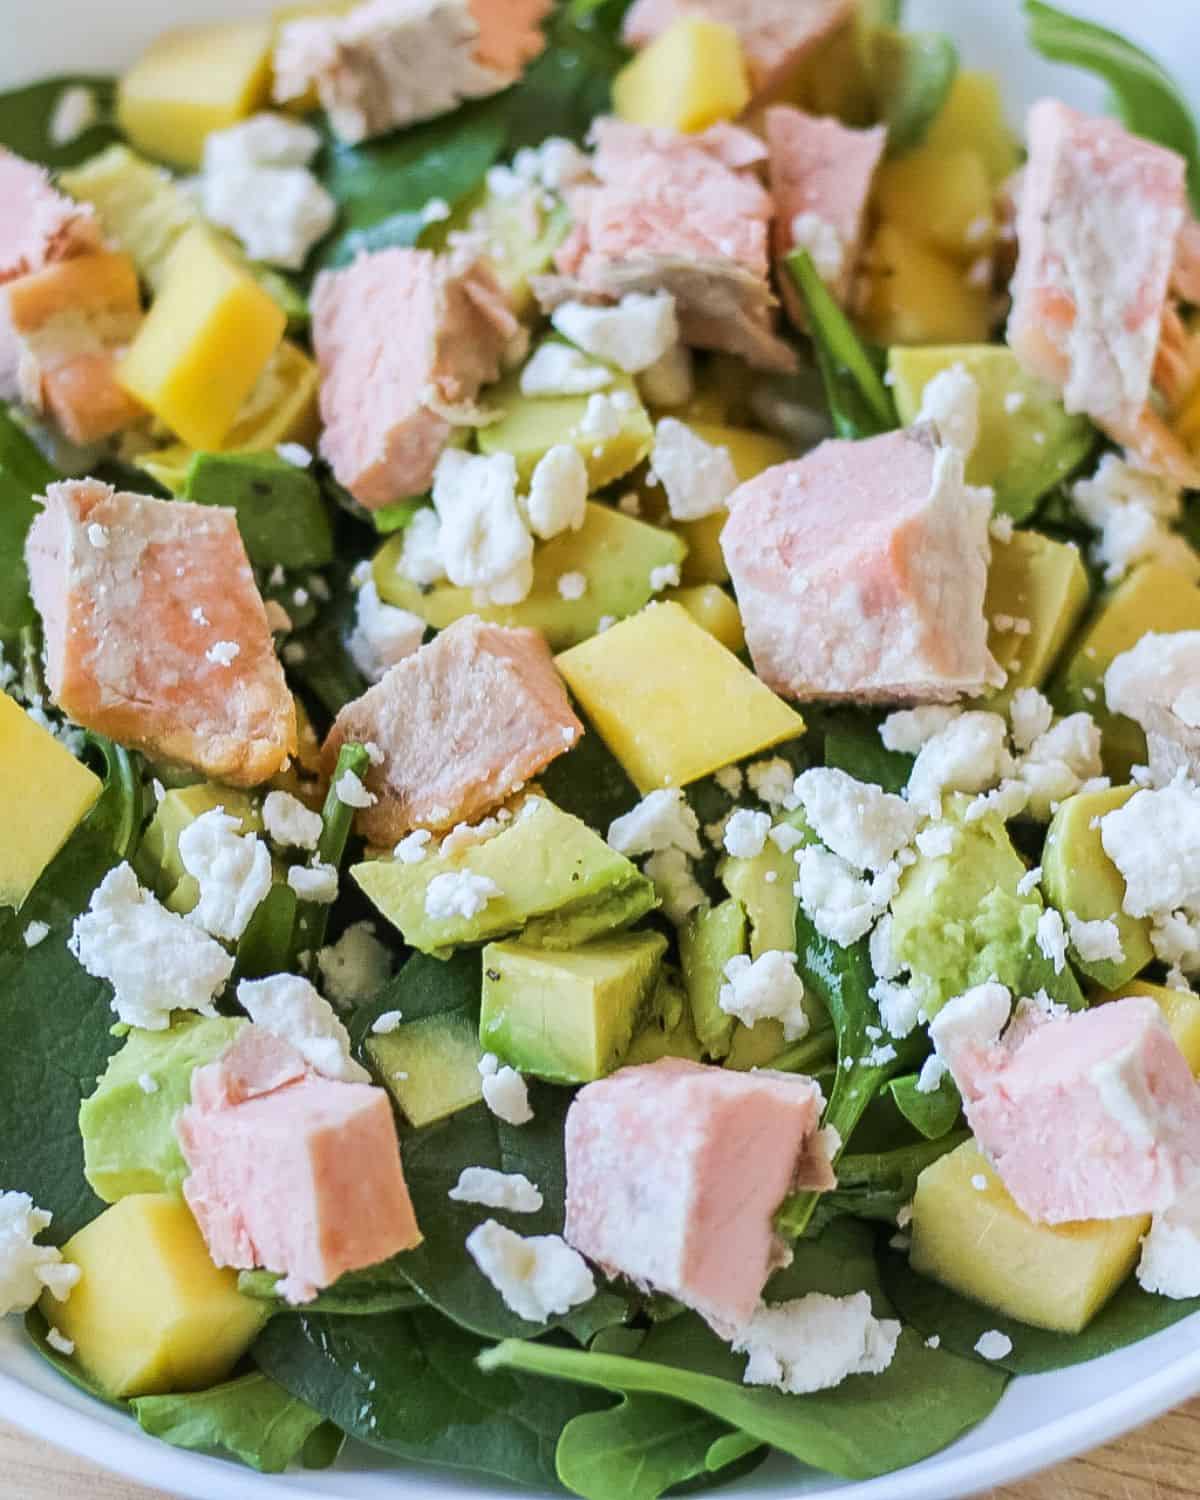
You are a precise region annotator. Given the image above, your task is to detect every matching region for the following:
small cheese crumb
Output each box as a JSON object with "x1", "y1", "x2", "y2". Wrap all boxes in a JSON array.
[
  {"x1": 466, "y1": 1219, "x2": 594, "y2": 1320},
  {"x1": 732, "y1": 1291, "x2": 901, "y2": 1395},
  {"x1": 394, "y1": 829, "x2": 433, "y2": 864},
  {"x1": 371, "y1": 1010, "x2": 403, "y2": 1035},
  {"x1": 45, "y1": 1327, "x2": 76, "y2": 1356},
  {"x1": 650, "y1": 418, "x2": 739, "y2": 521},
  {"x1": 1036, "y1": 908, "x2": 1068, "y2": 974},
  {"x1": 481, "y1": 1064, "x2": 533, "y2": 1125},
  {"x1": 424, "y1": 870, "x2": 501, "y2": 921},
  {"x1": 317, "y1": 921, "x2": 393, "y2": 1005},
  {"x1": 552, "y1": 291, "x2": 678, "y2": 374},
  {"x1": 722, "y1": 808, "x2": 771, "y2": 859},
  {"x1": 1016, "y1": 865, "x2": 1042, "y2": 897},
  {"x1": 237, "y1": 973, "x2": 368, "y2": 1083},
  {"x1": 287, "y1": 861, "x2": 339, "y2": 904},
  {"x1": 607, "y1": 788, "x2": 702, "y2": 859},
  {"x1": 22, "y1": 922, "x2": 49, "y2": 948},
  {"x1": 449, "y1": 1167, "x2": 543, "y2": 1213},
  {"x1": 335, "y1": 769, "x2": 376, "y2": 808},
  {"x1": 263, "y1": 789, "x2": 323, "y2": 851},
  {"x1": 718, "y1": 951, "x2": 809, "y2": 1040},
  {"x1": 971, "y1": 1174, "x2": 988, "y2": 1191},
  {"x1": 649, "y1": 562, "x2": 680, "y2": 593},
  {"x1": 276, "y1": 442, "x2": 312, "y2": 468},
  {"x1": 557, "y1": 570, "x2": 587, "y2": 601},
  {"x1": 974, "y1": 1330, "x2": 1013, "y2": 1361},
  {"x1": 1066, "y1": 912, "x2": 1125, "y2": 964},
  {"x1": 519, "y1": 342, "x2": 613, "y2": 397},
  {"x1": 178, "y1": 810, "x2": 273, "y2": 943},
  {"x1": 48, "y1": 84, "x2": 98, "y2": 146}
]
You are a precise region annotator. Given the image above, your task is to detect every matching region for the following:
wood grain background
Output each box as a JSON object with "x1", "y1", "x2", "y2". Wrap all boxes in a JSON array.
[{"x1": 4, "y1": 1399, "x2": 1199, "y2": 1500}]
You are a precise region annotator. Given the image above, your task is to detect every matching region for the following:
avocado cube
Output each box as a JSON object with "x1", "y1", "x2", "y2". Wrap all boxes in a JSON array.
[
  {"x1": 556, "y1": 602, "x2": 804, "y2": 793},
  {"x1": 718, "y1": 832, "x2": 801, "y2": 958},
  {"x1": 0, "y1": 694, "x2": 102, "y2": 908},
  {"x1": 1105, "y1": 981, "x2": 1200, "y2": 1074},
  {"x1": 373, "y1": 502, "x2": 686, "y2": 651},
  {"x1": 352, "y1": 795, "x2": 657, "y2": 957},
  {"x1": 422, "y1": 184, "x2": 570, "y2": 319},
  {"x1": 1043, "y1": 785, "x2": 1154, "y2": 990},
  {"x1": 477, "y1": 367, "x2": 653, "y2": 492},
  {"x1": 81, "y1": 1015, "x2": 247, "y2": 1202},
  {"x1": 137, "y1": 783, "x2": 260, "y2": 901},
  {"x1": 888, "y1": 345, "x2": 1096, "y2": 519},
  {"x1": 1052, "y1": 562, "x2": 1200, "y2": 779},
  {"x1": 366, "y1": 1011, "x2": 484, "y2": 1127},
  {"x1": 117, "y1": 20, "x2": 274, "y2": 170},
  {"x1": 911, "y1": 1141, "x2": 1146, "y2": 1334},
  {"x1": 119, "y1": 226, "x2": 286, "y2": 451},
  {"x1": 41, "y1": 1194, "x2": 269, "y2": 1398},
  {"x1": 979, "y1": 530, "x2": 1090, "y2": 711},
  {"x1": 680, "y1": 899, "x2": 746, "y2": 1059},
  {"x1": 184, "y1": 452, "x2": 333, "y2": 570},
  {"x1": 480, "y1": 932, "x2": 667, "y2": 1084},
  {"x1": 612, "y1": 17, "x2": 750, "y2": 133}
]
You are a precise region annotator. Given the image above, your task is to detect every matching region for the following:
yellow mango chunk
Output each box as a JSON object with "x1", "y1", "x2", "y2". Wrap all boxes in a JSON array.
[
  {"x1": 41, "y1": 1195, "x2": 268, "y2": 1399},
  {"x1": 119, "y1": 227, "x2": 286, "y2": 451},
  {"x1": 0, "y1": 695, "x2": 102, "y2": 908},
  {"x1": 665, "y1": 584, "x2": 744, "y2": 652},
  {"x1": 117, "y1": 21, "x2": 273, "y2": 170},
  {"x1": 613, "y1": 17, "x2": 750, "y2": 133},
  {"x1": 924, "y1": 71, "x2": 1021, "y2": 184},
  {"x1": 1103, "y1": 981, "x2": 1200, "y2": 1075},
  {"x1": 875, "y1": 145, "x2": 995, "y2": 261},
  {"x1": 556, "y1": 601, "x2": 803, "y2": 792},
  {"x1": 911, "y1": 1142, "x2": 1147, "y2": 1334},
  {"x1": 859, "y1": 223, "x2": 992, "y2": 346}
]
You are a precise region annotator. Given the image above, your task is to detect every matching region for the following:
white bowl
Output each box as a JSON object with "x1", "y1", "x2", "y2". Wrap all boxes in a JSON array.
[{"x1": 2, "y1": 1, "x2": 1198, "y2": 1496}]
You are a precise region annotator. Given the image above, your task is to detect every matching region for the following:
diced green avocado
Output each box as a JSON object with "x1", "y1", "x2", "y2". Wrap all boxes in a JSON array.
[
  {"x1": 888, "y1": 344, "x2": 1096, "y2": 519},
  {"x1": 477, "y1": 359, "x2": 653, "y2": 491},
  {"x1": 183, "y1": 452, "x2": 333, "y2": 571},
  {"x1": 352, "y1": 796, "x2": 658, "y2": 957},
  {"x1": 480, "y1": 931, "x2": 667, "y2": 1083},
  {"x1": 1051, "y1": 562, "x2": 1200, "y2": 780},
  {"x1": 679, "y1": 898, "x2": 747, "y2": 1058},
  {"x1": 136, "y1": 784, "x2": 260, "y2": 901},
  {"x1": 979, "y1": 530, "x2": 1090, "y2": 712},
  {"x1": 623, "y1": 967, "x2": 705, "y2": 1065},
  {"x1": 1042, "y1": 785, "x2": 1153, "y2": 990},
  {"x1": 366, "y1": 1011, "x2": 484, "y2": 1126},
  {"x1": 422, "y1": 183, "x2": 570, "y2": 317},
  {"x1": 373, "y1": 501, "x2": 687, "y2": 651},
  {"x1": 724, "y1": 1017, "x2": 789, "y2": 1071},
  {"x1": 80, "y1": 1014, "x2": 246, "y2": 1202}
]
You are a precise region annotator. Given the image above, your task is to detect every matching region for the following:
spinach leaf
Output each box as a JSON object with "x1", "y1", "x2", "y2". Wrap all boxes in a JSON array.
[
  {"x1": 1026, "y1": 0, "x2": 1200, "y2": 214},
  {"x1": 810, "y1": 1133, "x2": 969, "y2": 1234},
  {"x1": 0, "y1": 406, "x2": 58, "y2": 646},
  {"x1": 881, "y1": 1245, "x2": 1200, "y2": 1374},
  {"x1": 0, "y1": 76, "x2": 119, "y2": 169},
  {"x1": 784, "y1": 251, "x2": 897, "y2": 441},
  {"x1": 538, "y1": 707, "x2": 641, "y2": 831},
  {"x1": 254, "y1": 1307, "x2": 608, "y2": 1488},
  {"x1": 503, "y1": 6, "x2": 629, "y2": 153},
  {"x1": 351, "y1": 948, "x2": 483, "y2": 1041},
  {"x1": 130, "y1": 1372, "x2": 338, "y2": 1474},
  {"x1": 239, "y1": 1261, "x2": 424, "y2": 1317},
  {"x1": 0, "y1": 826, "x2": 121, "y2": 1242},
  {"x1": 813, "y1": 710, "x2": 914, "y2": 795},
  {"x1": 555, "y1": 1394, "x2": 758, "y2": 1500},
  {"x1": 79, "y1": 733, "x2": 146, "y2": 864},
  {"x1": 393, "y1": 1086, "x2": 633, "y2": 1341},
  {"x1": 888, "y1": 1071, "x2": 962, "y2": 1140},
  {"x1": 868, "y1": 29, "x2": 958, "y2": 155}
]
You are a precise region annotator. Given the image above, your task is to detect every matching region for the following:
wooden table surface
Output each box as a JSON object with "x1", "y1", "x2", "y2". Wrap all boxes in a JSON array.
[{"x1": 4, "y1": 1400, "x2": 1199, "y2": 1500}]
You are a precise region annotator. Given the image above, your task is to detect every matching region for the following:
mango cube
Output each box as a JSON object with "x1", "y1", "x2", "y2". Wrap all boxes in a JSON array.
[
  {"x1": 924, "y1": 71, "x2": 1021, "y2": 184},
  {"x1": 860, "y1": 223, "x2": 992, "y2": 346},
  {"x1": 118, "y1": 227, "x2": 286, "y2": 451},
  {"x1": 41, "y1": 1195, "x2": 268, "y2": 1399},
  {"x1": 875, "y1": 145, "x2": 995, "y2": 261},
  {"x1": 0, "y1": 694, "x2": 101, "y2": 908},
  {"x1": 556, "y1": 601, "x2": 804, "y2": 792},
  {"x1": 665, "y1": 584, "x2": 744, "y2": 652},
  {"x1": 613, "y1": 18, "x2": 750, "y2": 133},
  {"x1": 911, "y1": 1142, "x2": 1147, "y2": 1334},
  {"x1": 117, "y1": 21, "x2": 274, "y2": 170}
]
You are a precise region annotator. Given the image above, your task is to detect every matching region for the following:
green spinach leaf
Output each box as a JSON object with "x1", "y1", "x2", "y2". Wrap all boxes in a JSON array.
[
  {"x1": 351, "y1": 948, "x2": 484, "y2": 1043},
  {"x1": 239, "y1": 1261, "x2": 424, "y2": 1317},
  {"x1": 1026, "y1": 0, "x2": 1200, "y2": 214},
  {"x1": 0, "y1": 406, "x2": 58, "y2": 646},
  {"x1": 538, "y1": 707, "x2": 641, "y2": 831},
  {"x1": 79, "y1": 733, "x2": 146, "y2": 864},
  {"x1": 888, "y1": 1070, "x2": 962, "y2": 1140},
  {"x1": 0, "y1": 77, "x2": 119, "y2": 169},
  {"x1": 868, "y1": 29, "x2": 958, "y2": 154},
  {"x1": 809, "y1": 1133, "x2": 969, "y2": 1233}
]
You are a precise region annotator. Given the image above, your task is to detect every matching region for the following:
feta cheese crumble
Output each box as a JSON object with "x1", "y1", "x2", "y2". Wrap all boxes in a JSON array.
[
  {"x1": 346, "y1": 579, "x2": 425, "y2": 683},
  {"x1": 371, "y1": 1010, "x2": 403, "y2": 1035},
  {"x1": 607, "y1": 789, "x2": 702, "y2": 859},
  {"x1": 1066, "y1": 912, "x2": 1125, "y2": 964},
  {"x1": 178, "y1": 810, "x2": 273, "y2": 942},
  {"x1": 48, "y1": 84, "x2": 98, "y2": 146},
  {"x1": 317, "y1": 921, "x2": 393, "y2": 1005},
  {"x1": 551, "y1": 292, "x2": 678, "y2": 374},
  {"x1": 906, "y1": 712, "x2": 1011, "y2": 811},
  {"x1": 649, "y1": 562, "x2": 681, "y2": 593},
  {"x1": 557, "y1": 570, "x2": 587, "y2": 601},
  {"x1": 794, "y1": 846, "x2": 899, "y2": 947},
  {"x1": 478, "y1": 1056, "x2": 534, "y2": 1125},
  {"x1": 1105, "y1": 632, "x2": 1200, "y2": 786},
  {"x1": 1137, "y1": 1185, "x2": 1200, "y2": 1300},
  {"x1": 649, "y1": 418, "x2": 739, "y2": 521},
  {"x1": 396, "y1": 507, "x2": 447, "y2": 586},
  {"x1": 644, "y1": 847, "x2": 708, "y2": 925},
  {"x1": 335, "y1": 769, "x2": 376, "y2": 808},
  {"x1": 974, "y1": 1330, "x2": 1013, "y2": 1361},
  {"x1": 928, "y1": 982, "x2": 1012, "y2": 1062},
  {"x1": 236, "y1": 973, "x2": 368, "y2": 1084},
  {"x1": 1071, "y1": 455, "x2": 1200, "y2": 585},
  {"x1": 747, "y1": 758, "x2": 799, "y2": 808},
  {"x1": 449, "y1": 1167, "x2": 543, "y2": 1214},
  {"x1": 465, "y1": 1219, "x2": 595, "y2": 1320},
  {"x1": 0, "y1": 1193, "x2": 79, "y2": 1317},
  {"x1": 718, "y1": 951, "x2": 809, "y2": 1040},
  {"x1": 424, "y1": 870, "x2": 501, "y2": 921},
  {"x1": 205, "y1": 640, "x2": 240, "y2": 667},
  {"x1": 916, "y1": 363, "x2": 980, "y2": 458},
  {"x1": 879, "y1": 705, "x2": 961, "y2": 755},
  {"x1": 722, "y1": 808, "x2": 771, "y2": 859},
  {"x1": 433, "y1": 449, "x2": 533, "y2": 606},
  {"x1": 526, "y1": 444, "x2": 588, "y2": 540},
  {"x1": 519, "y1": 342, "x2": 613, "y2": 397},
  {"x1": 732, "y1": 1292, "x2": 901, "y2": 1395},
  {"x1": 794, "y1": 768, "x2": 918, "y2": 872},
  {"x1": 263, "y1": 789, "x2": 323, "y2": 851},
  {"x1": 395, "y1": 829, "x2": 433, "y2": 864},
  {"x1": 287, "y1": 861, "x2": 339, "y2": 904},
  {"x1": 22, "y1": 921, "x2": 49, "y2": 948}
]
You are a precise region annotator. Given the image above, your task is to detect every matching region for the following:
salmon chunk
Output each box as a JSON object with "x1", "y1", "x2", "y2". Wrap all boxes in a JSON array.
[
  {"x1": 946, "y1": 996, "x2": 1200, "y2": 1225},
  {"x1": 274, "y1": 0, "x2": 551, "y2": 144},
  {"x1": 1008, "y1": 100, "x2": 1186, "y2": 440},
  {"x1": 0, "y1": 147, "x2": 100, "y2": 284},
  {"x1": 1, "y1": 251, "x2": 144, "y2": 444},
  {"x1": 564, "y1": 1058, "x2": 831, "y2": 1333},
  {"x1": 26, "y1": 480, "x2": 296, "y2": 786},
  {"x1": 323, "y1": 614, "x2": 582, "y2": 844},
  {"x1": 313, "y1": 246, "x2": 518, "y2": 508},
  {"x1": 621, "y1": 0, "x2": 852, "y2": 99},
  {"x1": 721, "y1": 428, "x2": 997, "y2": 703},
  {"x1": 539, "y1": 119, "x2": 793, "y2": 371},
  {"x1": 178, "y1": 1029, "x2": 422, "y2": 1303},
  {"x1": 766, "y1": 106, "x2": 885, "y2": 309}
]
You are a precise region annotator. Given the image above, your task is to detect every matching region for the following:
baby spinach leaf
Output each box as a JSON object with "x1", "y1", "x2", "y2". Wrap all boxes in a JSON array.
[
  {"x1": 809, "y1": 1133, "x2": 969, "y2": 1234},
  {"x1": 881, "y1": 1245, "x2": 1200, "y2": 1373},
  {"x1": 785, "y1": 251, "x2": 897, "y2": 441},
  {"x1": 0, "y1": 406, "x2": 58, "y2": 646},
  {"x1": 0, "y1": 76, "x2": 119, "y2": 169},
  {"x1": 503, "y1": 5, "x2": 629, "y2": 153},
  {"x1": 0, "y1": 826, "x2": 121, "y2": 1242},
  {"x1": 351, "y1": 949, "x2": 483, "y2": 1042},
  {"x1": 239, "y1": 1260, "x2": 424, "y2": 1317},
  {"x1": 869, "y1": 29, "x2": 958, "y2": 155},
  {"x1": 130, "y1": 1372, "x2": 336, "y2": 1474},
  {"x1": 539, "y1": 707, "x2": 641, "y2": 831},
  {"x1": 79, "y1": 733, "x2": 146, "y2": 864},
  {"x1": 811, "y1": 709, "x2": 914, "y2": 795},
  {"x1": 1026, "y1": 0, "x2": 1200, "y2": 213},
  {"x1": 254, "y1": 1307, "x2": 608, "y2": 1488},
  {"x1": 888, "y1": 1070, "x2": 962, "y2": 1140}
]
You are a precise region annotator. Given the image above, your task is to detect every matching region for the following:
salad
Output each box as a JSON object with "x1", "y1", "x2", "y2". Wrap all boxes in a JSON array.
[{"x1": 2, "y1": 0, "x2": 1200, "y2": 1491}]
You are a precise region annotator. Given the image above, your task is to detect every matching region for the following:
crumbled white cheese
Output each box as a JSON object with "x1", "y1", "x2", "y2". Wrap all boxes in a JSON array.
[
  {"x1": 70, "y1": 863, "x2": 233, "y2": 1030},
  {"x1": 1105, "y1": 631, "x2": 1200, "y2": 786},
  {"x1": 22, "y1": 921, "x2": 49, "y2": 949},
  {"x1": 974, "y1": 1330, "x2": 1013, "y2": 1361},
  {"x1": 607, "y1": 788, "x2": 702, "y2": 859},
  {"x1": 510, "y1": 136, "x2": 591, "y2": 193},
  {"x1": 794, "y1": 846, "x2": 898, "y2": 947},
  {"x1": 449, "y1": 1167, "x2": 543, "y2": 1214},
  {"x1": 869, "y1": 914, "x2": 899, "y2": 980},
  {"x1": 1016, "y1": 713, "x2": 1103, "y2": 820},
  {"x1": 644, "y1": 847, "x2": 708, "y2": 926},
  {"x1": 722, "y1": 808, "x2": 772, "y2": 860},
  {"x1": 649, "y1": 562, "x2": 680, "y2": 593},
  {"x1": 732, "y1": 1291, "x2": 900, "y2": 1395},
  {"x1": 276, "y1": 441, "x2": 312, "y2": 468},
  {"x1": 480, "y1": 1063, "x2": 533, "y2": 1125},
  {"x1": 879, "y1": 705, "x2": 961, "y2": 755},
  {"x1": 0, "y1": 1193, "x2": 80, "y2": 1317},
  {"x1": 317, "y1": 921, "x2": 393, "y2": 1005},
  {"x1": 1066, "y1": 912, "x2": 1125, "y2": 964},
  {"x1": 237, "y1": 973, "x2": 367, "y2": 1083},
  {"x1": 576, "y1": 391, "x2": 629, "y2": 441},
  {"x1": 906, "y1": 712, "x2": 1011, "y2": 811},
  {"x1": 916, "y1": 363, "x2": 980, "y2": 459},
  {"x1": 747, "y1": 758, "x2": 799, "y2": 809},
  {"x1": 770, "y1": 821, "x2": 806, "y2": 854},
  {"x1": 1016, "y1": 865, "x2": 1043, "y2": 897},
  {"x1": 335, "y1": 769, "x2": 376, "y2": 809},
  {"x1": 552, "y1": 292, "x2": 678, "y2": 374},
  {"x1": 205, "y1": 112, "x2": 322, "y2": 172},
  {"x1": 649, "y1": 418, "x2": 739, "y2": 521},
  {"x1": 870, "y1": 977, "x2": 923, "y2": 1040},
  {"x1": 526, "y1": 444, "x2": 588, "y2": 540},
  {"x1": 638, "y1": 343, "x2": 694, "y2": 409},
  {"x1": 915, "y1": 1054, "x2": 948, "y2": 1093},
  {"x1": 393, "y1": 831, "x2": 432, "y2": 868},
  {"x1": 202, "y1": 115, "x2": 333, "y2": 269},
  {"x1": 466, "y1": 1219, "x2": 594, "y2": 1320},
  {"x1": 557, "y1": 571, "x2": 587, "y2": 601},
  {"x1": 915, "y1": 824, "x2": 956, "y2": 859},
  {"x1": 433, "y1": 449, "x2": 533, "y2": 606},
  {"x1": 287, "y1": 861, "x2": 339, "y2": 904},
  {"x1": 45, "y1": 1327, "x2": 75, "y2": 1356},
  {"x1": 1137, "y1": 1184, "x2": 1200, "y2": 1299},
  {"x1": 1071, "y1": 454, "x2": 1200, "y2": 585},
  {"x1": 790, "y1": 212, "x2": 845, "y2": 285},
  {"x1": 1009, "y1": 688, "x2": 1054, "y2": 753},
  {"x1": 989, "y1": 512, "x2": 1015, "y2": 543},
  {"x1": 205, "y1": 640, "x2": 240, "y2": 667},
  {"x1": 1101, "y1": 781, "x2": 1200, "y2": 923},
  {"x1": 963, "y1": 779, "x2": 1030, "y2": 826},
  {"x1": 794, "y1": 768, "x2": 918, "y2": 872},
  {"x1": 371, "y1": 1009, "x2": 403, "y2": 1035},
  {"x1": 397, "y1": 507, "x2": 447, "y2": 586},
  {"x1": 424, "y1": 870, "x2": 501, "y2": 921},
  {"x1": 47, "y1": 84, "x2": 98, "y2": 147},
  {"x1": 1035, "y1": 908, "x2": 1068, "y2": 974},
  {"x1": 519, "y1": 342, "x2": 612, "y2": 397},
  {"x1": 929, "y1": 982, "x2": 1012, "y2": 1062},
  {"x1": 347, "y1": 579, "x2": 425, "y2": 683},
  {"x1": 263, "y1": 789, "x2": 323, "y2": 851},
  {"x1": 439, "y1": 816, "x2": 504, "y2": 858},
  {"x1": 718, "y1": 951, "x2": 809, "y2": 1041}
]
